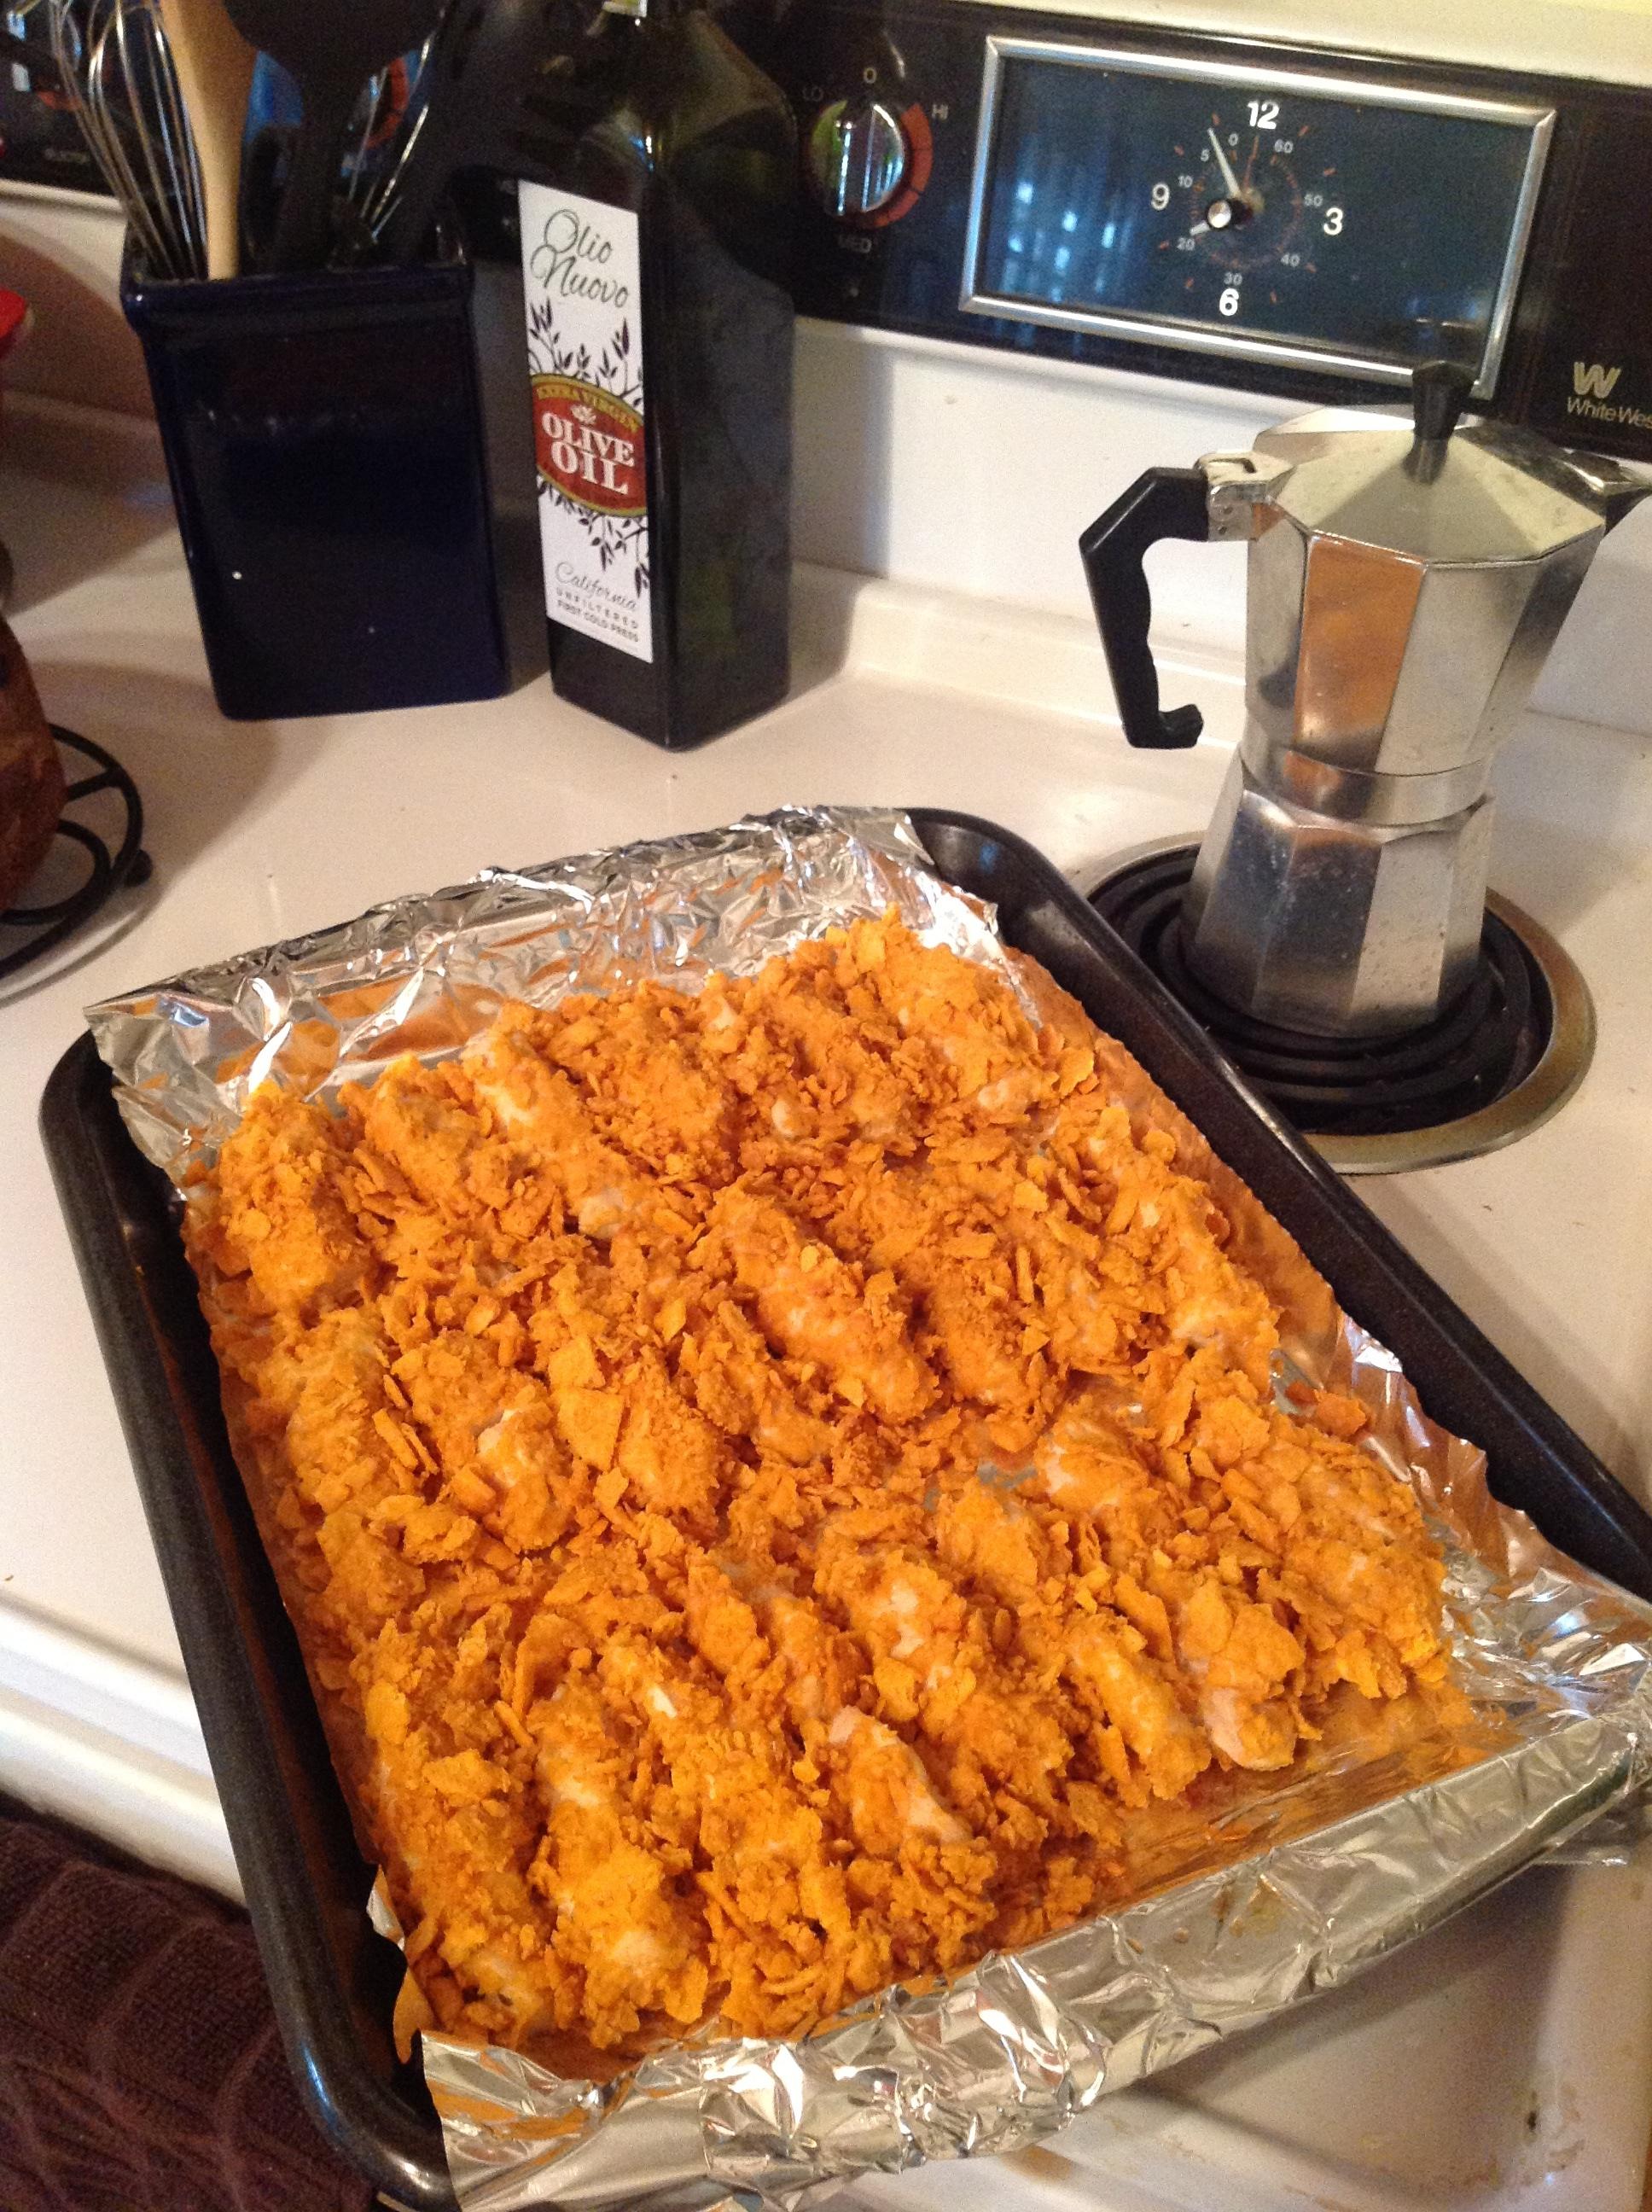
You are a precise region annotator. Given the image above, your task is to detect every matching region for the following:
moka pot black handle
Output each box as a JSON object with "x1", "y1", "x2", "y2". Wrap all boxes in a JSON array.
[{"x1": 1079, "y1": 466, "x2": 1210, "y2": 748}]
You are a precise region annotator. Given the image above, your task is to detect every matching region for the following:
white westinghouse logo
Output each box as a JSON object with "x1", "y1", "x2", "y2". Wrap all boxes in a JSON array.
[
  {"x1": 1565, "y1": 358, "x2": 1649, "y2": 430},
  {"x1": 1573, "y1": 361, "x2": 1623, "y2": 399}
]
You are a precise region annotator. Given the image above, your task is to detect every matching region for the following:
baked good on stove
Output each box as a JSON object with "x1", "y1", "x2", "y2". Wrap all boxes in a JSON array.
[
  {"x1": 183, "y1": 917, "x2": 1452, "y2": 2067},
  {"x1": 0, "y1": 616, "x2": 63, "y2": 911}
]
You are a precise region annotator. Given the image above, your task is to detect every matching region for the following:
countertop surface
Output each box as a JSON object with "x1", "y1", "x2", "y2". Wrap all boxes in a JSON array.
[{"x1": 4, "y1": 433, "x2": 1652, "y2": 2212}]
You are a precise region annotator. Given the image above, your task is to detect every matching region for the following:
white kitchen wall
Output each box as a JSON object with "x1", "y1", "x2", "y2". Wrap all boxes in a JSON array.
[{"x1": 3, "y1": 181, "x2": 1648, "y2": 736}]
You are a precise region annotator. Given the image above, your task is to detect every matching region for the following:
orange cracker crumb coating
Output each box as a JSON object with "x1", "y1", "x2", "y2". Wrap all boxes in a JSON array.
[{"x1": 185, "y1": 917, "x2": 1450, "y2": 2061}]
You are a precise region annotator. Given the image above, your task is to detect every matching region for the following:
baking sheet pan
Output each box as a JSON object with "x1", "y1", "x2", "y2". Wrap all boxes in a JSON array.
[{"x1": 39, "y1": 807, "x2": 1652, "y2": 2209}]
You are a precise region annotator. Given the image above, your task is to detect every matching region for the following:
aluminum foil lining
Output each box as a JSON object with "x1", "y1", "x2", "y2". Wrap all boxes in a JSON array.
[
  {"x1": 87, "y1": 808, "x2": 1031, "y2": 1185},
  {"x1": 84, "y1": 806, "x2": 1652, "y2": 2212}
]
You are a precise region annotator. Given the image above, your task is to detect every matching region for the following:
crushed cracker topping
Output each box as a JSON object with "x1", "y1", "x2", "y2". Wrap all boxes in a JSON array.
[{"x1": 186, "y1": 917, "x2": 1448, "y2": 2063}]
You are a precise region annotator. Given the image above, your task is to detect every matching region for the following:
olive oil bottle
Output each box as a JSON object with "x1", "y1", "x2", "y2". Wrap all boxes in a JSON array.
[{"x1": 515, "y1": 0, "x2": 795, "y2": 748}]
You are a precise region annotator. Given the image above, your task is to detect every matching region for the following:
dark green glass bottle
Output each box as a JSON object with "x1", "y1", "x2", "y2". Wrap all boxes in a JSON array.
[{"x1": 515, "y1": 0, "x2": 795, "y2": 748}]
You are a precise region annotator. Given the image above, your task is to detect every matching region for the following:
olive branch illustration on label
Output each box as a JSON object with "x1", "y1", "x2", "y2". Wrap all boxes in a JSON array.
[{"x1": 526, "y1": 297, "x2": 649, "y2": 597}]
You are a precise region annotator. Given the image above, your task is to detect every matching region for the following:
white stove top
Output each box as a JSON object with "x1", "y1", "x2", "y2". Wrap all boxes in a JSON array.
[{"x1": 3, "y1": 423, "x2": 1651, "y2": 2212}]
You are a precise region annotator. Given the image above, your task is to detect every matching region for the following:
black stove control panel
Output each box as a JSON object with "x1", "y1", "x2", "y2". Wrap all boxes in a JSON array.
[{"x1": 753, "y1": 1, "x2": 1652, "y2": 463}]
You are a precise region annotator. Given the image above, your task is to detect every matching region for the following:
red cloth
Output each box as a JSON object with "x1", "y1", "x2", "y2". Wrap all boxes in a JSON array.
[{"x1": 0, "y1": 1795, "x2": 374, "y2": 2212}]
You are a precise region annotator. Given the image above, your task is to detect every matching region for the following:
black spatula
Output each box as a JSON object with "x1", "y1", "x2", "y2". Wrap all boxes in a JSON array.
[
  {"x1": 223, "y1": 0, "x2": 446, "y2": 270},
  {"x1": 378, "y1": 0, "x2": 588, "y2": 266}
]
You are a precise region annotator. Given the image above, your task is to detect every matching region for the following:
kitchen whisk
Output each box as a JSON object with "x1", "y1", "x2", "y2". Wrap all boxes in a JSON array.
[{"x1": 49, "y1": 0, "x2": 206, "y2": 280}]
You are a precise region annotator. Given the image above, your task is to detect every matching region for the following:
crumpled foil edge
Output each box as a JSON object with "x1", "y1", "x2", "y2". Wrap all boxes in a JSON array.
[
  {"x1": 425, "y1": 1706, "x2": 1637, "y2": 2212},
  {"x1": 83, "y1": 806, "x2": 1652, "y2": 2212},
  {"x1": 86, "y1": 807, "x2": 1028, "y2": 1187}
]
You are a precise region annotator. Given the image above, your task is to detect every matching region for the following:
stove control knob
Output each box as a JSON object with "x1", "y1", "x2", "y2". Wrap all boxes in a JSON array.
[{"x1": 806, "y1": 97, "x2": 909, "y2": 221}]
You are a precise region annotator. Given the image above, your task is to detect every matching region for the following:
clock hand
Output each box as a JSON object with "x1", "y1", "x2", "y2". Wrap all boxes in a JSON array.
[{"x1": 1207, "y1": 126, "x2": 1243, "y2": 200}]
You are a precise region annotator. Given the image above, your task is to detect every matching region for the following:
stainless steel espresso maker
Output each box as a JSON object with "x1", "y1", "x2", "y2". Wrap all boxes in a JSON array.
[{"x1": 1081, "y1": 364, "x2": 1649, "y2": 1039}]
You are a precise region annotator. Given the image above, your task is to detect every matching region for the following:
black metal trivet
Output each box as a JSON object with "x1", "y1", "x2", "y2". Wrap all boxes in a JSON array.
[
  {"x1": 1091, "y1": 844, "x2": 1551, "y2": 1141},
  {"x1": 0, "y1": 726, "x2": 151, "y2": 983}
]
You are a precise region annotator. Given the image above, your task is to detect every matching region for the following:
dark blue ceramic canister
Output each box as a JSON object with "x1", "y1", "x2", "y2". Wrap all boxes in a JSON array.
[{"x1": 123, "y1": 253, "x2": 511, "y2": 721}]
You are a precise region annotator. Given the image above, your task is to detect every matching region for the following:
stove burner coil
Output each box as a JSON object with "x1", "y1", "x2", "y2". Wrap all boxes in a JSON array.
[
  {"x1": 0, "y1": 728, "x2": 150, "y2": 984},
  {"x1": 1089, "y1": 841, "x2": 1594, "y2": 1174}
]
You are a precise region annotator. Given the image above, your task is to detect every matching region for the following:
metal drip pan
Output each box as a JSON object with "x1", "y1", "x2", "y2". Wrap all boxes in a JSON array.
[{"x1": 1087, "y1": 838, "x2": 1595, "y2": 1176}]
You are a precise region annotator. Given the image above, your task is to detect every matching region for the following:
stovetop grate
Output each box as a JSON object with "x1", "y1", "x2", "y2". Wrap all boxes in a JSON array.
[
  {"x1": 1089, "y1": 841, "x2": 1594, "y2": 1174},
  {"x1": 0, "y1": 727, "x2": 149, "y2": 985}
]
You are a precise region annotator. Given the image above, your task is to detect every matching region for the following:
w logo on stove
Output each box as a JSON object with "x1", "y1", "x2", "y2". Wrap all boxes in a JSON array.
[{"x1": 1572, "y1": 361, "x2": 1623, "y2": 399}]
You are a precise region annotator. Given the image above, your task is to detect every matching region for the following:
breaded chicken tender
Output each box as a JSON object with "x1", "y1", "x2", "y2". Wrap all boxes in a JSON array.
[{"x1": 186, "y1": 916, "x2": 1451, "y2": 2064}]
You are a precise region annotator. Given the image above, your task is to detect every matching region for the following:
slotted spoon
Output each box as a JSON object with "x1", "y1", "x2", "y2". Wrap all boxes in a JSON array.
[
  {"x1": 376, "y1": 0, "x2": 581, "y2": 264},
  {"x1": 221, "y1": 0, "x2": 445, "y2": 270}
]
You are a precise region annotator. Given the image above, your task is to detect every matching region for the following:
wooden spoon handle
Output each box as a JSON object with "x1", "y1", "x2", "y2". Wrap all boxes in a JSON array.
[{"x1": 156, "y1": 0, "x2": 258, "y2": 279}]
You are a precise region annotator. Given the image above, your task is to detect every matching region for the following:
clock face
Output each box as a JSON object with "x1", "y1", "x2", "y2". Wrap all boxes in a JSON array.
[{"x1": 964, "y1": 43, "x2": 1552, "y2": 387}]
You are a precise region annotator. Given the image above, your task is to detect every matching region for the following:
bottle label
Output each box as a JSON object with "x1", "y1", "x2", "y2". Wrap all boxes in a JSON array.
[{"x1": 519, "y1": 181, "x2": 651, "y2": 663}]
